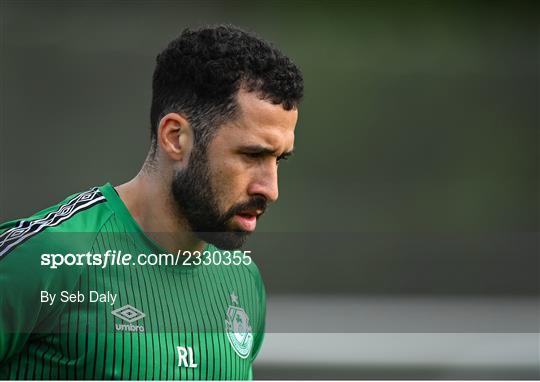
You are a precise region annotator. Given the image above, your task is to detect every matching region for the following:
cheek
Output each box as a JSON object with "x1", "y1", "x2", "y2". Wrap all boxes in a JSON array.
[{"x1": 209, "y1": 157, "x2": 250, "y2": 207}]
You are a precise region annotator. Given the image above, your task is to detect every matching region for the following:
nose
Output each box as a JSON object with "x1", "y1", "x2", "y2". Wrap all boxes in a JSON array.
[{"x1": 247, "y1": 162, "x2": 279, "y2": 203}]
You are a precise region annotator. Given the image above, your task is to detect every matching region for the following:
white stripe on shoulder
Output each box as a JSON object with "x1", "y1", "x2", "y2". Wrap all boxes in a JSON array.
[{"x1": 0, "y1": 187, "x2": 106, "y2": 259}]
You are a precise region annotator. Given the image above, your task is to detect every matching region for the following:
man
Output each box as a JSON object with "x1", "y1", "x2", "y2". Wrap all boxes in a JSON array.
[{"x1": 0, "y1": 25, "x2": 303, "y2": 380}]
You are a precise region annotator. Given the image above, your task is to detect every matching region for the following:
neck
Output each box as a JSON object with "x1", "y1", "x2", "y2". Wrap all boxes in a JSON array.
[{"x1": 115, "y1": 169, "x2": 205, "y2": 253}]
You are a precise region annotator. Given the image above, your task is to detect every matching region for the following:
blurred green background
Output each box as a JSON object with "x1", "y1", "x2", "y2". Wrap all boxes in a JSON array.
[{"x1": 1, "y1": 0, "x2": 538, "y2": 378}]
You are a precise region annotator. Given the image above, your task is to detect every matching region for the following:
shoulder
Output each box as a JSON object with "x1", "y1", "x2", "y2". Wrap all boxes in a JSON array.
[
  {"x1": 244, "y1": 255, "x2": 265, "y2": 289},
  {"x1": 0, "y1": 186, "x2": 114, "y2": 262},
  {"x1": 210, "y1": 245, "x2": 266, "y2": 301}
]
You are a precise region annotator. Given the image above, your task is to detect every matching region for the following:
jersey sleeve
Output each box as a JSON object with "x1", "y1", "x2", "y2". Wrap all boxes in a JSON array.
[
  {"x1": 246, "y1": 260, "x2": 267, "y2": 380},
  {"x1": 250, "y1": 276, "x2": 266, "y2": 361},
  {"x1": 0, "y1": 235, "x2": 84, "y2": 362},
  {"x1": 0, "y1": 187, "x2": 112, "y2": 363}
]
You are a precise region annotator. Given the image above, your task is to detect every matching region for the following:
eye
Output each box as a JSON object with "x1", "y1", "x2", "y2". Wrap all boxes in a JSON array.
[
  {"x1": 241, "y1": 152, "x2": 266, "y2": 165},
  {"x1": 244, "y1": 152, "x2": 263, "y2": 160}
]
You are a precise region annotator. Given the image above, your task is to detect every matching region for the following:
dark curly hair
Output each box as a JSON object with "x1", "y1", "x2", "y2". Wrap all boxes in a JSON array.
[{"x1": 150, "y1": 24, "x2": 304, "y2": 153}]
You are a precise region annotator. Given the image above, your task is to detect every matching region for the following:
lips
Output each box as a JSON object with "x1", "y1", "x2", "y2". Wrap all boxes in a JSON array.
[{"x1": 233, "y1": 210, "x2": 263, "y2": 232}]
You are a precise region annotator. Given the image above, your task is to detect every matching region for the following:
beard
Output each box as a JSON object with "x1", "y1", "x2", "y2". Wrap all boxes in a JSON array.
[{"x1": 171, "y1": 146, "x2": 267, "y2": 250}]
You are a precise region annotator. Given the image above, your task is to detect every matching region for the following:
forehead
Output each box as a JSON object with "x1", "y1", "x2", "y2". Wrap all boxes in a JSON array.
[{"x1": 215, "y1": 90, "x2": 298, "y2": 149}]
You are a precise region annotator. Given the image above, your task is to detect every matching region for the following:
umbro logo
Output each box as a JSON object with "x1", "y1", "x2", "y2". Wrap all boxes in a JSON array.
[
  {"x1": 112, "y1": 304, "x2": 146, "y2": 332},
  {"x1": 112, "y1": 304, "x2": 145, "y2": 322}
]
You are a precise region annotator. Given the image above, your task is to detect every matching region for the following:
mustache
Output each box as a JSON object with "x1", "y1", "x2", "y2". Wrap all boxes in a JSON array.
[{"x1": 222, "y1": 196, "x2": 268, "y2": 222}]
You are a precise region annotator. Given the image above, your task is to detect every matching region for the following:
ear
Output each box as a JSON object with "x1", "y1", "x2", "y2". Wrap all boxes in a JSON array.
[{"x1": 157, "y1": 112, "x2": 193, "y2": 164}]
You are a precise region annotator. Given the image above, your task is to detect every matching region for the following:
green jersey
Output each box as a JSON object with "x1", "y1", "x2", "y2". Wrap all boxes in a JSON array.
[{"x1": 0, "y1": 183, "x2": 266, "y2": 380}]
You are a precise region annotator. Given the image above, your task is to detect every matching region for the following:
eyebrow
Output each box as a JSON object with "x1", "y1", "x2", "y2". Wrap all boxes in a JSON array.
[{"x1": 240, "y1": 145, "x2": 294, "y2": 159}]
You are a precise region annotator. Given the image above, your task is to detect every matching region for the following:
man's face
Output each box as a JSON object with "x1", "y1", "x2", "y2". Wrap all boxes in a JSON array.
[{"x1": 172, "y1": 90, "x2": 298, "y2": 249}]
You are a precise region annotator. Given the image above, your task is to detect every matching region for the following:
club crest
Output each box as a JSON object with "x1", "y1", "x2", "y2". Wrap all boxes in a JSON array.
[{"x1": 224, "y1": 292, "x2": 253, "y2": 359}]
